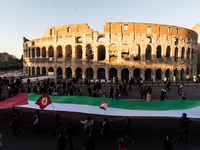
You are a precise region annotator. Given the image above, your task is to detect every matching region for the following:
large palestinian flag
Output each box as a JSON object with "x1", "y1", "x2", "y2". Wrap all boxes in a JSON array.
[{"x1": 1, "y1": 93, "x2": 200, "y2": 118}]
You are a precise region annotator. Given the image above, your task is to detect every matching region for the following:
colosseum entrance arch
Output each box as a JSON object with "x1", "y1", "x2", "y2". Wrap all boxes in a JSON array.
[
  {"x1": 75, "y1": 67, "x2": 82, "y2": 79},
  {"x1": 57, "y1": 67, "x2": 63, "y2": 79},
  {"x1": 98, "y1": 45, "x2": 105, "y2": 61},
  {"x1": 97, "y1": 68, "x2": 105, "y2": 79},
  {"x1": 145, "y1": 69, "x2": 151, "y2": 81},
  {"x1": 42, "y1": 67, "x2": 46, "y2": 75},
  {"x1": 121, "y1": 68, "x2": 129, "y2": 81},
  {"x1": 65, "y1": 67, "x2": 72, "y2": 79},
  {"x1": 86, "y1": 67, "x2": 94, "y2": 79},
  {"x1": 65, "y1": 45, "x2": 72, "y2": 58},
  {"x1": 122, "y1": 44, "x2": 129, "y2": 59},
  {"x1": 156, "y1": 69, "x2": 161, "y2": 80},
  {"x1": 109, "y1": 44, "x2": 117, "y2": 62},
  {"x1": 36, "y1": 67, "x2": 40, "y2": 75},
  {"x1": 48, "y1": 46, "x2": 54, "y2": 57},
  {"x1": 134, "y1": 68, "x2": 140, "y2": 79},
  {"x1": 48, "y1": 67, "x2": 54, "y2": 75},
  {"x1": 134, "y1": 45, "x2": 141, "y2": 60},
  {"x1": 75, "y1": 45, "x2": 82, "y2": 59},
  {"x1": 146, "y1": 45, "x2": 151, "y2": 60},
  {"x1": 32, "y1": 67, "x2": 35, "y2": 76},
  {"x1": 109, "y1": 68, "x2": 117, "y2": 80}
]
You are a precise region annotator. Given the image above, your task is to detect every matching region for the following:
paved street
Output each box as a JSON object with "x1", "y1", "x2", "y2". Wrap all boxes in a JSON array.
[{"x1": 1, "y1": 84, "x2": 200, "y2": 150}]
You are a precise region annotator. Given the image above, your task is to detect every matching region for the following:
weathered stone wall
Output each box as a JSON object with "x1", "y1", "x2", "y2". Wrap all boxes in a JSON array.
[{"x1": 23, "y1": 22, "x2": 198, "y2": 81}]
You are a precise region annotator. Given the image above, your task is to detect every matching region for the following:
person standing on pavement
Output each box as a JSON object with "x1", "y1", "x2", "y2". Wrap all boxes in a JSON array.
[
  {"x1": 101, "y1": 117, "x2": 111, "y2": 142},
  {"x1": 67, "y1": 120, "x2": 76, "y2": 150},
  {"x1": 84, "y1": 130, "x2": 96, "y2": 150},
  {"x1": 88, "y1": 85, "x2": 92, "y2": 96},
  {"x1": 178, "y1": 113, "x2": 191, "y2": 145},
  {"x1": 163, "y1": 134, "x2": 173, "y2": 150},
  {"x1": 80, "y1": 116, "x2": 93, "y2": 143},
  {"x1": 109, "y1": 86, "x2": 113, "y2": 98},
  {"x1": 125, "y1": 117, "x2": 134, "y2": 145},
  {"x1": 11, "y1": 111, "x2": 22, "y2": 135},
  {"x1": 33, "y1": 110, "x2": 41, "y2": 133},
  {"x1": 160, "y1": 89, "x2": 165, "y2": 101}
]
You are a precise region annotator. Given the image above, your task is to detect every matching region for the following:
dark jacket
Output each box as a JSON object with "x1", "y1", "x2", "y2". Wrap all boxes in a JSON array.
[
  {"x1": 126, "y1": 122, "x2": 132, "y2": 134},
  {"x1": 180, "y1": 117, "x2": 191, "y2": 133}
]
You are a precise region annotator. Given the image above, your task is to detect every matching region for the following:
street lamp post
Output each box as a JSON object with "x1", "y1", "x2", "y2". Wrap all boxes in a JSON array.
[{"x1": 86, "y1": 44, "x2": 92, "y2": 85}]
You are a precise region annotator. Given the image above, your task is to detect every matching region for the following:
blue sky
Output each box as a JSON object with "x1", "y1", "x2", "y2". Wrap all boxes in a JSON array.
[{"x1": 0, "y1": 0, "x2": 199, "y2": 58}]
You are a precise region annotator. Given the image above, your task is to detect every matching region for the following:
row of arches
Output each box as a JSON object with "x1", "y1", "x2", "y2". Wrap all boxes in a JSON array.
[
  {"x1": 24, "y1": 44, "x2": 195, "y2": 61},
  {"x1": 26, "y1": 66, "x2": 193, "y2": 81}
]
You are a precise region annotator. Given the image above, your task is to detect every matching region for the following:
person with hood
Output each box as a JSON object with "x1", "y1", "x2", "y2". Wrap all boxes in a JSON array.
[
  {"x1": 117, "y1": 138, "x2": 127, "y2": 150},
  {"x1": 163, "y1": 134, "x2": 173, "y2": 150},
  {"x1": 80, "y1": 116, "x2": 93, "y2": 142},
  {"x1": 126, "y1": 117, "x2": 134, "y2": 145},
  {"x1": 101, "y1": 117, "x2": 111, "y2": 142}
]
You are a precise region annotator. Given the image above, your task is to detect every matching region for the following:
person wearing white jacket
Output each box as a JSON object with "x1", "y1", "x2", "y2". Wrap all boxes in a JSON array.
[{"x1": 80, "y1": 116, "x2": 93, "y2": 142}]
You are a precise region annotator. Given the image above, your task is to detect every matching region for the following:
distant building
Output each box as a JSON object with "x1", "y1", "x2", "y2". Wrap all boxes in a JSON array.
[{"x1": 0, "y1": 52, "x2": 17, "y2": 62}]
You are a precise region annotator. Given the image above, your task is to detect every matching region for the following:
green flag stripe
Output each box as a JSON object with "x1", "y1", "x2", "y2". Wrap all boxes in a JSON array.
[{"x1": 28, "y1": 93, "x2": 200, "y2": 111}]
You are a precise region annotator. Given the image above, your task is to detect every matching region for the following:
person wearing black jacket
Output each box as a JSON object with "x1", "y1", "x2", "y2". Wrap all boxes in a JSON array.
[
  {"x1": 101, "y1": 117, "x2": 111, "y2": 142},
  {"x1": 163, "y1": 134, "x2": 173, "y2": 150},
  {"x1": 178, "y1": 113, "x2": 191, "y2": 145},
  {"x1": 67, "y1": 120, "x2": 76, "y2": 150},
  {"x1": 109, "y1": 86, "x2": 113, "y2": 98},
  {"x1": 160, "y1": 89, "x2": 165, "y2": 101},
  {"x1": 125, "y1": 117, "x2": 134, "y2": 145},
  {"x1": 84, "y1": 131, "x2": 96, "y2": 150}
]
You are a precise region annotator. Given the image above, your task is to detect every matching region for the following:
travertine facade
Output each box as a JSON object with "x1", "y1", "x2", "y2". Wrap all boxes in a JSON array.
[{"x1": 23, "y1": 22, "x2": 198, "y2": 81}]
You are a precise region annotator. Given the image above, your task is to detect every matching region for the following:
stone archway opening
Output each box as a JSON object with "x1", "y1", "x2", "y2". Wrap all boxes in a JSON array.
[
  {"x1": 57, "y1": 45, "x2": 63, "y2": 58},
  {"x1": 121, "y1": 68, "x2": 129, "y2": 81},
  {"x1": 156, "y1": 46, "x2": 161, "y2": 58},
  {"x1": 75, "y1": 45, "x2": 82, "y2": 59},
  {"x1": 156, "y1": 69, "x2": 161, "y2": 80},
  {"x1": 32, "y1": 67, "x2": 35, "y2": 76},
  {"x1": 32, "y1": 49, "x2": 35, "y2": 58},
  {"x1": 166, "y1": 69, "x2": 170, "y2": 78},
  {"x1": 65, "y1": 67, "x2": 72, "y2": 79},
  {"x1": 180, "y1": 68, "x2": 185, "y2": 80},
  {"x1": 48, "y1": 46, "x2": 54, "y2": 57},
  {"x1": 109, "y1": 44, "x2": 117, "y2": 62},
  {"x1": 65, "y1": 45, "x2": 72, "y2": 58},
  {"x1": 57, "y1": 67, "x2": 63, "y2": 79},
  {"x1": 76, "y1": 67, "x2": 82, "y2": 79},
  {"x1": 145, "y1": 69, "x2": 151, "y2": 81},
  {"x1": 122, "y1": 44, "x2": 129, "y2": 59},
  {"x1": 42, "y1": 67, "x2": 46, "y2": 75},
  {"x1": 109, "y1": 68, "x2": 117, "y2": 80},
  {"x1": 181, "y1": 47, "x2": 185, "y2": 59},
  {"x1": 146, "y1": 45, "x2": 151, "y2": 60},
  {"x1": 36, "y1": 67, "x2": 40, "y2": 75},
  {"x1": 134, "y1": 68, "x2": 140, "y2": 79},
  {"x1": 134, "y1": 45, "x2": 141, "y2": 60},
  {"x1": 36, "y1": 48, "x2": 40, "y2": 57},
  {"x1": 187, "y1": 48, "x2": 190, "y2": 60},
  {"x1": 174, "y1": 69, "x2": 178, "y2": 80},
  {"x1": 174, "y1": 47, "x2": 178, "y2": 61},
  {"x1": 97, "y1": 68, "x2": 105, "y2": 79},
  {"x1": 86, "y1": 67, "x2": 94, "y2": 79},
  {"x1": 98, "y1": 45, "x2": 105, "y2": 61},
  {"x1": 166, "y1": 46, "x2": 171, "y2": 58},
  {"x1": 42, "y1": 47, "x2": 46, "y2": 57},
  {"x1": 48, "y1": 67, "x2": 54, "y2": 75}
]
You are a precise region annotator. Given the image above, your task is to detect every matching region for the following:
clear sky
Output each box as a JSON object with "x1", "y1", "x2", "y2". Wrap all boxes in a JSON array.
[{"x1": 0, "y1": 0, "x2": 200, "y2": 59}]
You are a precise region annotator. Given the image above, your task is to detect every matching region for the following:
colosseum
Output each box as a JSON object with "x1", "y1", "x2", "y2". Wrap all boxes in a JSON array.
[{"x1": 23, "y1": 22, "x2": 198, "y2": 82}]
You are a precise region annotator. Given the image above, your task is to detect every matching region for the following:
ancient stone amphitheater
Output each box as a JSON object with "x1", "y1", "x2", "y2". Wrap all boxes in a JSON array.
[{"x1": 23, "y1": 22, "x2": 198, "y2": 81}]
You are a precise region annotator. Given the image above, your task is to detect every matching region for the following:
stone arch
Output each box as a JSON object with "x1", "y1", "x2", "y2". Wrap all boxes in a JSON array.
[
  {"x1": 32, "y1": 67, "x2": 35, "y2": 75},
  {"x1": 57, "y1": 67, "x2": 63, "y2": 79},
  {"x1": 145, "y1": 69, "x2": 151, "y2": 80},
  {"x1": 121, "y1": 68, "x2": 129, "y2": 81},
  {"x1": 109, "y1": 44, "x2": 117, "y2": 62},
  {"x1": 146, "y1": 45, "x2": 151, "y2": 60},
  {"x1": 187, "y1": 48, "x2": 190, "y2": 60},
  {"x1": 174, "y1": 68, "x2": 178, "y2": 79},
  {"x1": 57, "y1": 45, "x2": 63, "y2": 58},
  {"x1": 76, "y1": 37, "x2": 82, "y2": 43},
  {"x1": 98, "y1": 36, "x2": 106, "y2": 42},
  {"x1": 134, "y1": 68, "x2": 140, "y2": 78},
  {"x1": 42, "y1": 47, "x2": 46, "y2": 57},
  {"x1": 146, "y1": 36, "x2": 152, "y2": 43},
  {"x1": 42, "y1": 67, "x2": 46, "y2": 75},
  {"x1": 166, "y1": 69, "x2": 170, "y2": 78},
  {"x1": 97, "y1": 68, "x2": 105, "y2": 79},
  {"x1": 181, "y1": 47, "x2": 185, "y2": 59},
  {"x1": 156, "y1": 69, "x2": 161, "y2": 80},
  {"x1": 66, "y1": 67, "x2": 72, "y2": 79},
  {"x1": 36, "y1": 47, "x2": 40, "y2": 57},
  {"x1": 122, "y1": 44, "x2": 129, "y2": 58},
  {"x1": 134, "y1": 45, "x2": 141, "y2": 60},
  {"x1": 32, "y1": 49, "x2": 35, "y2": 58},
  {"x1": 156, "y1": 45, "x2": 162, "y2": 58},
  {"x1": 109, "y1": 68, "x2": 117, "y2": 80},
  {"x1": 75, "y1": 67, "x2": 83, "y2": 79},
  {"x1": 85, "y1": 67, "x2": 94, "y2": 79},
  {"x1": 174, "y1": 47, "x2": 178, "y2": 61},
  {"x1": 86, "y1": 44, "x2": 93, "y2": 60},
  {"x1": 65, "y1": 45, "x2": 72, "y2": 58},
  {"x1": 48, "y1": 67, "x2": 54, "y2": 74},
  {"x1": 75, "y1": 45, "x2": 82, "y2": 59},
  {"x1": 175, "y1": 38, "x2": 179, "y2": 45},
  {"x1": 48, "y1": 46, "x2": 54, "y2": 57},
  {"x1": 36, "y1": 67, "x2": 40, "y2": 75},
  {"x1": 186, "y1": 67, "x2": 189, "y2": 75},
  {"x1": 180, "y1": 68, "x2": 185, "y2": 80},
  {"x1": 166, "y1": 46, "x2": 171, "y2": 58},
  {"x1": 98, "y1": 45, "x2": 105, "y2": 61},
  {"x1": 28, "y1": 49, "x2": 31, "y2": 58}
]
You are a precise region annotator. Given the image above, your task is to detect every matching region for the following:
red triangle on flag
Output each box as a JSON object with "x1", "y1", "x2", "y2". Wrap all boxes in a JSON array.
[
  {"x1": 35, "y1": 92, "x2": 52, "y2": 110},
  {"x1": 99, "y1": 101, "x2": 108, "y2": 110}
]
